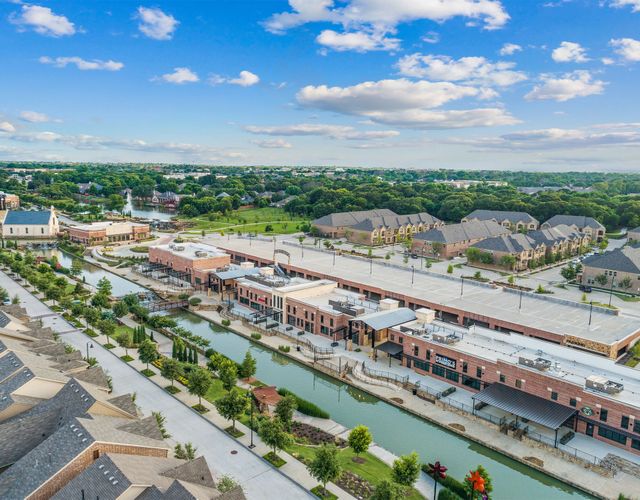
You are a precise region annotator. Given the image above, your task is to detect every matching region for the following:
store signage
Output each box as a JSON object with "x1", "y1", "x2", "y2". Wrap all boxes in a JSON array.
[
  {"x1": 435, "y1": 354, "x2": 456, "y2": 370},
  {"x1": 581, "y1": 406, "x2": 594, "y2": 417}
]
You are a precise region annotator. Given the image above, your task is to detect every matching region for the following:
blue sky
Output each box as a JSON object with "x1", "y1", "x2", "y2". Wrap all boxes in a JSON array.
[{"x1": 1, "y1": 0, "x2": 639, "y2": 171}]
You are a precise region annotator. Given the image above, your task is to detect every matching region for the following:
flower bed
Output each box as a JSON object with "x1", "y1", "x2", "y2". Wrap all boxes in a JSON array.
[
  {"x1": 263, "y1": 452, "x2": 286, "y2": 468},
  {"x1": 335, "y1": 471, "x2": 373, "y2": 499},
  {"x1": 120, "y1": 355, "x2": 134, "y2": 362},
  {"x1": 165, "y1": 385, "x2": 181, "y2": 394},
  {"x1": 291, "y1": 422, "x2": 344, "y2": 447},
  {"x1": 141, "y1": 368, "x2": 155, "y2": 377},
  {"x1": 310, "y1": 486, "x2": 337, "y2": 500},
  {"x1": 192, "y1": 404, "x2": 209, "y2": 414},
  {"x1": 225, "y1": 426, "x2": 245, "y2": 438}
]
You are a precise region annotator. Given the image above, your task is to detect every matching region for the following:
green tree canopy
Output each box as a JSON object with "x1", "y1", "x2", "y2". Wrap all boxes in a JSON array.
[
  {"x1": 347, "y1": 425, "x2": 372, "y2": 456},
  {"x1": 215, "y1": 388, "x2": 247, "y2": 431},
  {"x1": 307, "y1": 444, "x2": 342, "y2": 493},
  {"x1": 391, "y1": 452, "x2": 420, "y2": 487}
]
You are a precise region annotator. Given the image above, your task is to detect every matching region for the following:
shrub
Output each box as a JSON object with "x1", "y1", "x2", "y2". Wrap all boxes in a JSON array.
[
  {"x1": 278, "y1": 345, "x2": 290, "y2": 353},
  {"x1": 438, "y1": 488, "x2": 463, "y2": 500},
  {"x1": 277, "y1": 388, "x2": 329, "y2": 419},
  {"x1": 222, "y1": 319, "x2": 231, "y2": 327},
  {"x1": 189, "y1": 297, "x2": 202, "y2": 307},
  {"x1": 251, "y1": 333, "x2": 262, "y2": 340}
]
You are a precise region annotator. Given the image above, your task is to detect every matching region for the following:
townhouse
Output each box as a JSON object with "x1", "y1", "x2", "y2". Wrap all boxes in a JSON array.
[{"x1": 462, "y1": 210, "x2": 540, "y2": 232}]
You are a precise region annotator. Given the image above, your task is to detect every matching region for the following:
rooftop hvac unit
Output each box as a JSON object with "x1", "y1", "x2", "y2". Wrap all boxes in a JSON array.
[
  {"x1": 518, "y1": 357, "x2": 552, "y2": 371},
  {"x1": 415, "y1": 308, "x2": 436, "y2": 324},
  {"x1": 432, "y1": 333, "x2": 459, "y2": 345},
  {"x1": 195, "y1": 251, "x2": 209, "y2": 257},
  {"x1": 585, "y1": 375, "x2": 624, "y2": 394},
  {"x1": 170, "y1": 245, "x2": 185, "y2": 251},
  {"x1": 239, "y1": 262, "x2": 255, "y2": 269},
  {"x1": 379, "y1": 298, "x2": 399, "y2": 311}
]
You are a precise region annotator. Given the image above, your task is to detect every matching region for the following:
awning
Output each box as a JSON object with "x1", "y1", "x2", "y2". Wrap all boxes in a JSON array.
[
  {"x1": 353, "y1": 308, "x2": 416, "y2": 331},
  {"x1": 375, "y1": 341, "x2": 403, "y2": 356},
  {"x1": 472, "y1": 383, "x2": 576, "y2": 430}
]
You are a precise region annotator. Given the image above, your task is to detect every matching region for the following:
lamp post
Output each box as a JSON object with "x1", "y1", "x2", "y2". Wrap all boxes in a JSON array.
[
  {"x1": 608, "y1": 278, "x2": 616, "y2": 307},
  {"x1": 588, "y1": 300, "x2": 593, "y2": 326},
  {"x1": 460, "y1": 276, "x2": 465, "y2": 297},
  {"x1": 411, "y1": 265, "x2": 415, "y2": 285},
  {"x1": 247, "y1": 393, "x2": 255, "y2": 449},
  {"x1": 85, "y1": 341, "x2": 93, "y2": 361},
  {"x1": 333, "y1": 250, "x2": 336, "y2": 267}
]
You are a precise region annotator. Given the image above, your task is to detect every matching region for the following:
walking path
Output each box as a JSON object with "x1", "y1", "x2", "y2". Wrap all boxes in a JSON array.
[{"x1": 0, "y1": 270, "x2": 326, "y2": 500}]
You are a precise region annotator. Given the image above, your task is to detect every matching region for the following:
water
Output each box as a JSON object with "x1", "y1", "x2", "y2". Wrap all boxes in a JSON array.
[
  {"x1": 124, "y1": 193, "x2": 175, "y2": 221},
  {"x1": 40, "y1": 249, "x2": 148, "y2": 297},
  {"x1": 162, "y1": 309, "x2": 590, "y2": 500}
]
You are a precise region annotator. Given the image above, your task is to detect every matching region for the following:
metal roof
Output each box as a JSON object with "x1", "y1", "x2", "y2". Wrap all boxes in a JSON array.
[
  {"x1": 353, "y1": 308, "x2": 416, "y2": 331},
  {"x1": 472, "y1": 383, "x2": 576, "y2": 430},
  {"x1": 3, "y1": 210, "x2": 52, "y2": 225},
  {"x1": 213, "y1": 267, "x2": 261, "y2": 280},
  {"x1": 374, "y1": 341, "x2": 404, "y2": 355}
]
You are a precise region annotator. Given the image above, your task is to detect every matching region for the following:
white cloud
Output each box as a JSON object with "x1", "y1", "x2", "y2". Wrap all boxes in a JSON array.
[
  {"x1": 0, "y1": 122, "x2": 16, "y2": 133},
  {"x1": 39, "y1": 56, "x2": 124, "y2": 71},
  {"x1": 525, "y1": 71, "x2": 605, "y2": 102},
  {"x1": 296, "y1": 79, "x2": 519, "y2": 128},
  {"x1": 245, "y1": 123, "x2": 399, "y2": 140},
  {"x1": 476, "y1": 123, "x2": 640, "y2": 150},
  {"x1": 252, "y1": 139, "x2": 293, "y2": 149},
  {"x1": 396, "y1": 54, "x2": 526, "y2": 87},
  {"x1": 209, "y1": 70, "x2": 260, "y2": 87},
  {"x1": 264, "y1": 0, "x2": 510, "y2": 34},
  {"x1": 19, "y1": 111, "x2": 58, "y2": 123},
  {"x1": 154, "y1": 67, "x2": 199, "y2": 84},
  {"x1": 601, "y1": 57, "x2": 615, "y2": 65},
  {"x1": 610, "y1": 38, "x2": 640, "y2": 62},
  {"x1": 610, "y1": 0, "x2": 640, "y2": 13},
  {"x1": 316, "y1": 29, "x2": 400, "y2": 52},
  {"x1": 10, "y1": 4, "x2": 75, "y2": 37},
  {"x1": 136, "y1": 7, "x2": 178, "y2": 40},
  {"x1": 499, "y1": 43, "x2": 522, "y2": 56},
  {"x1": 421, "y1": 31, "x2": 439, "y2": 44},
  {"x1": 551, "y1": 41, "x2": 589, "y2": 63}
]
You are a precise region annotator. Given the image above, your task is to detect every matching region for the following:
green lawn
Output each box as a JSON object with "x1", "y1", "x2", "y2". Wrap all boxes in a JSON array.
[
  {"x1": 114, "y1": 324, "x2": 134, "y2": 336},
  {"x1": 180, "y1": 207, "x2": 307, "y2": 235},
  {"x1": 287, "y1": 444, "x2": 423, "y2": 499},
  {"x1": 203, "y1": 378, "x2": 248, "y2": 404}
]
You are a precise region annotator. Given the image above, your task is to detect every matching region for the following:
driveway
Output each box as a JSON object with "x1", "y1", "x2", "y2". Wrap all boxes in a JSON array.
[{"x1": 0, "y1": 271, "x2": 311, "y2": 500}]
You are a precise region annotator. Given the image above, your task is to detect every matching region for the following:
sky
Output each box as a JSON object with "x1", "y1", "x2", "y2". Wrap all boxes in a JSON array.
[{"x1": 1, "y1": 0, "x2": 640, "y2": 171}]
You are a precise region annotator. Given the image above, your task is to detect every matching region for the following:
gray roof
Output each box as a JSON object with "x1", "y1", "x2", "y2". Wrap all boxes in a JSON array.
[
  {"x1": 0, "y1": 311, "x2": 11, "y2": 328},
  {"x1": 0, "y1": 367, "x2": 36, "y2": 412},
  {"x1": 0, "y1": 351, "x2": 24, "y2": 383},
  {"x1": 582, "y1": 246, "x2": 640, "y2": 274},
  {"x1": 414, "y1": 220, "x2": 510, "y2": 245},
  {"x1": 51, "y1": 454, "x2": 131, "y2": 500},
  {"x1": 350, "y1": 212, "x2": 441, "y2": 232},
  {"x1": 543, "y1": 215, "x2": 605, "y2": 231},
  {"x1": 353, "y1": 307, "x2": 416, "y2": 331},
  {"x1": 464, "y1": 210, "x2": 538, "y2": 225},
  {"x1": 3, "y1": 210, "x2": 53, "y2": 225},
  {"x1": 527, "y1": 224, "x2": 582, "y2": 247},
  {"x1": 214, "y1": 267, "x2": 261, "y2": 281},
  {"x1": 472, "y1": 232, "x2": 540, "y2": 253},
  {"x1": 472, "y1": 383, "x2": 576, "y2": 429},
  {"x1": 312, "y1": 209, "x2": 397, "y2": 228}
]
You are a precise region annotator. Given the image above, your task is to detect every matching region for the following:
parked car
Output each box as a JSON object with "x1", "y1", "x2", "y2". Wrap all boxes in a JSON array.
[
  {"x1": 2, "y1": 298, "x2": 11, "y2": 305},
  {"x1": 579, "y1": 284, "x2": 592, "y2": 293}
]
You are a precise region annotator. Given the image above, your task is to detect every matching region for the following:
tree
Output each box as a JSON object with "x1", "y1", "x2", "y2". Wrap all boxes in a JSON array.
[
  {"x1": 98, "y1": 319, "x2": 116, "y2": 344},
  {"x1": 392, "y1": 452, "x2": 420, "y2": 487},
  {"x1": 595, "y1": 274, "x2": 608, "y2": 286},
  {"x1": 371, "y1": 480, "x2": 405, "y2": 500},
  {"x1": 307, "y1": 444, "x2": 341, "y2": 494},
  {"x1": 96, "y1": 277, "x2": 113, "y2": 296},
  {"x1": 447, "y1": 264, "x2": 453, "y2": 274},
  {"x1": 114, "y1": 331, "x2": 132, "y2": 356},
  {"x1": 70, "y1": 259, "x2": 83, "y2": 277},
  {"x1": 174, "y1": 442, "x2": 197, "y2": 460},
  {"x1": 91, "y1": 292, "x2": 110, "y2": 308},
  {"x1": 83, "y1": 306, "x2": 100, "y2": 326},
  {"x1": 215, "y1": 388, "x2": 247, "y2": 431},
  {"x1": 275, "y1": 394, "x2": 297, "y2": 431},
  {"x1": 138, "y1": 339, "x2": 159, "y2": 371},
  {"x1": 161, "y1": 358, "x2": 183, "y2": 388},
  {"x1": 239, "y1": 351, "x2": 257, "y2": 379},
  {"x1": 619, "y1": 276, "x2": 632, "y2": 290},
  {"x1": 348, "y1": 425, "x2": 372, "y2": 457},
  {"x1": 112, "y1": 301, "x2": 129, "y2": 318},
  {"x1": 218, "y1": 359, "x2": 238, "y2": 392},
  {"x1": 259, "y1": 417, "x2": 292, "y2": 456},
  {"x1": 188, "y1": 366, "x2": 212, "y2": 406}
]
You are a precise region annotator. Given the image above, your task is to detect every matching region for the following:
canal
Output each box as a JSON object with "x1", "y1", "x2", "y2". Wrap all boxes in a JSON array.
[
  {"x1": 124, "y1": 193, "x2": 175, "y2": 221},
  {"x1": 49, "y1": 252, "x2": 590, "y2": 500}
]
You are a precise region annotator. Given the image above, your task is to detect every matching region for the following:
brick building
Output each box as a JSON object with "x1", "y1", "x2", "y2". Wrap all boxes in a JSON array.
[
  {"x1": 462, "y1": 210, "x2": 540, "y2": 232},
  {"x1": 67, "y1": 221, "x2": 150, "y2": 245}
]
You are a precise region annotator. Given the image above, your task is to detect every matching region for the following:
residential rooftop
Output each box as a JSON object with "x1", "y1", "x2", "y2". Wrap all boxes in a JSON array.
[
  {"x1": 463, "y1": 209, "x2": 538, "y2": 224},
  {"x1": 414, "y1": 220, "x2": 510, "y2": 244},
  {"x1": 582, "y1": 246, "x2": 640, "y2": 274}
]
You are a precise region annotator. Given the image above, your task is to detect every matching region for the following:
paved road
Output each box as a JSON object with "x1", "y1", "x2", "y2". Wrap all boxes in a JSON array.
[{"x1": 0, "y1": 271, "x2": 311, "y2": 500}]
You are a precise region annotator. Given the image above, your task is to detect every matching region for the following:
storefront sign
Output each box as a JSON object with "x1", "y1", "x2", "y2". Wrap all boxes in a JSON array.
[
  {"x1": 435, "y1": 354, "x2": 456, "y2": 370},
  {"x1": 581, "y1": 406, "x2": 594, "y2": 416}
]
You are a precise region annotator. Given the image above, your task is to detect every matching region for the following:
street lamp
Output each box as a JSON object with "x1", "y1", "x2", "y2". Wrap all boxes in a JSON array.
[
  {"x1": 247, "y1": 392, "x2": 255, "y2": 449},
  {"x1": 411, "y1": 265, "x2": 415, "y2": 286},
  {"x1": 460, "y1": 276, "x2": 465, "y2": 296},
  {"x1": 85, "y1": 341, "x2": 93, "y2": 361},
  {"x1": 609, "y1": 278, "x2": 616, "y2": 307}
]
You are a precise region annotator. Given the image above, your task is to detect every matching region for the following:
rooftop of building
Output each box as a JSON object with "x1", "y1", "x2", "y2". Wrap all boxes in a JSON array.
[
  {"x1": 582, "y1": 246, "x2": 640, "y2": 274},
  {"x1": 212, "y1": 236, "x2": 640, "y2": 347},
  {"x1": 3, "y1": 209, "x2": 54, "y2": 225},
  {"x1": 350, "y1": 212, "x2": 441, "y2": 232},
  {"x1": 543, "y1": 215, "x2": 605, "y2": 230},
  {"x1": 70, "y1": 220, "x2": 149, "y2": 231},
  {"x1": 393, "y1": 315, "x2": 640, "y2": 409},
  {"x1": 463, "y1": 209, "x2": 539, "y2": 224},
  {"x1": 414, "y1": 220, "x2": 511, "y2": 244},
  {"x1": 312, "y1": 208, "x2": 397, "y2": 228},
  {"x1": 151, "y1": 241, "x2": 228, "y2": 260},
  {"x1": 471, "y1": 224, "x2": 582, "y2": 253}
]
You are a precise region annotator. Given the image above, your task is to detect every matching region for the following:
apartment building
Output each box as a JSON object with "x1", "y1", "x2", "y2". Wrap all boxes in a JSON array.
[
  {"x1": 390, "y1": 308, "x2": 640, "y2": 456},
  {"x1": 542, "y1": 215, "x2": 606, "y2": 242},
  {"x1": 67, "y1": 221, "x2": 150, "y2": 245},
  {"x1": 462, "y1": 210, "x2": 540, "y2": 232},
  {"x1": 580, "y1": 246, "x2": 640, "y2": 295}
]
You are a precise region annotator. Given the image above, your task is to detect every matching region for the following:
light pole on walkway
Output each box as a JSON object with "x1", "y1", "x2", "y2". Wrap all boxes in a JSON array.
[
  {"x1": 85, "y1": 341, "x2": 93, "y2": 361},
  {"x1": 247, "y1": 393, "x2": 255, "y2": 449}
]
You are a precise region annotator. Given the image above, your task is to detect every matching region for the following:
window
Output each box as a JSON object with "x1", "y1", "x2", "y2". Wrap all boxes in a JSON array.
[
  {"x1": 515, "y1": 379, "x2": 522, "y2": 389},
  {"x1": 570, "y1": 398, "x2": 577, "y2": 408},
  {"x1": 41, "y1": 227, "x2": 44, "y2": 234},
  {"x1": 413, "y1": 345, "x2": 419, "y2": 357},
  {"x1": 462, "y1": 375, "x2": 481, "y2": 390},
  {"x1": 93, "y1": 450, "x2": 100, "y2": 460},
  {"x1": 320, "y1": 315, "x2": 324, "y2": 324},
  {"x1": 551, "y1": 391, "x2": 558, "y2": 401},
  {"x1": 426, "y1": 350, "x2": 431, "y2": 360},
  {"x1": 432, "y1": 365, "x2": 445, "y2": 377},
  {"x1": 445, "y1": 369, "x2": 459, "y2": 383},
  {"x1": 25, "y1": 228, "x2": 28, "y2": 234},
  {"x1": 9, "y1": 228, "x2": 12, "y2": 234},
  {"x1": 634, "y1": 421, "x2": 640, "y2": 434},
  {"x1": 330, "y1": 318, "x2": 334, "y2": 327},
  {"x1": 598, "y1": 426, "x2": 626, "y2": 445},
  {"x1": 633, "y1": 439, "x2": 640, "y2": 451},
  {"x1": 600, "y1": 409, "x2": 608, "y2": 422},
  {"x1": 462, "y1": 362, "x2": 468, "y2": 374},
  {"x1": 414, "y1": 360, "x2": 429, "y2": 372},
  {"x1": 499, "y1": 374, "x2": 506, "y2": 383},
  {"x1": 476, "y1": 367, "x2": 482, "y2": 378},
  {"x1": 622, "y1": 416, "x2": 630, "y2": 429}
]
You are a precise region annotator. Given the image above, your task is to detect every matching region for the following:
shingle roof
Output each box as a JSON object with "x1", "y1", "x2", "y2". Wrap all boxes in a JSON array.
[
  {"x1": 0, "y1": 351, "x2": 24, "y2": 383},
  {"x1": 464, "y1": 210, "x2": 538, "y2": 225},
  {"x1": 472, "y1": 233, "x2": 538, "y2": 253},
  {"x1": 543, "y1": 215, "x2": 605, "y2": 231},
  {"x1": 312, "y1": 209, "x2": 397, "y2": 228},
  {"x1": 582, "y1": 246, "x2": 640, "y2": 274},
  {"x1": 527, "y1": 224, "x2": 582, "y2": 246},
  {"x1": 51, "y1": 454, "x2": 131, "y2": 500},
  {"x1": 350, "y1": 212, "x2": 441, "y2": 231},
  {"x1": 414, "y1": 220, "x2": 510, "y2": 244},
  {"x1": 3, "y1": 210, "x2": 53, "y2": 225}
]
